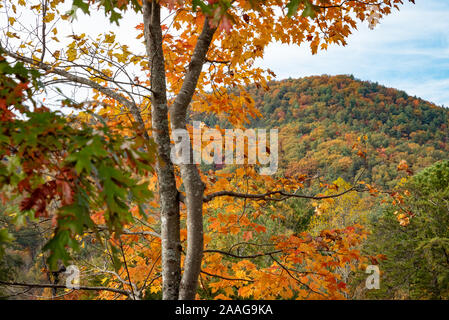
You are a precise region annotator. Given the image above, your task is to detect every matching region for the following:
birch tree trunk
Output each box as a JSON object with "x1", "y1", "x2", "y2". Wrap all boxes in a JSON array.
[
  {"x1": 143, "y1": 0, "x2": 216, "y2": 300},
  {"x1": 142, "y1": 1, "x2": 181, "y2": 300},
  {"x1": 170, "y1": 19, "x2": 216, "y2": 300}
]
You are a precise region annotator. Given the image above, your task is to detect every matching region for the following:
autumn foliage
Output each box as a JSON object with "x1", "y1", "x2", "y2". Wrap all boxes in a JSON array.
[{"x1": 0, "y1": 0, "x2": 418, "y2": 300}]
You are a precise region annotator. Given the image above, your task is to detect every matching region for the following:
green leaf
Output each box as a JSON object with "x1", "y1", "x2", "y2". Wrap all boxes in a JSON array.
[
  {"x1": 43, "y1": 230, "x2": 72, "y2": 270},
  {"x1": 192, "y1": 0, "x2": 212, "y2": 14},
  {"x1": 109, "y1": 244, "x2": 123, "y2": 271},
  {"x1": 72, "y1": 0, "x2": 90, "y2": 14},
  {"x1": 0, "y1": 229, "x2": 14, "y2": 258},
  {"x1": 302, "y1": 1, "x2": 317, "y2": 18},
  {"x1": 109, "y1": 10, "x2": 122, "y2": 25},
  {"x1": 286, "y1": 0, "x2": 317, "y2": 18},
  {"x1": 286, "y1": 0, "x2": 300, "y2": 17}
]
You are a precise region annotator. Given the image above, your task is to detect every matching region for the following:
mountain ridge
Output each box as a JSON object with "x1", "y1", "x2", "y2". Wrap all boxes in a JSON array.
[{"x1": 245, "y1": 74, "x2": 449, "y2": 187}]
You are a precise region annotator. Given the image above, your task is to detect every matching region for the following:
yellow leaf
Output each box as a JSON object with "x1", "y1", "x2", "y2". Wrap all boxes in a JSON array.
[
  {"x1": 104, "y1": 33, "x2": 116, "y2": 44},
  {"x1": 67, "y1": 47, "x2": 77, "y2": 62},
  {"x1": 44, "y1": 12, "x2": 55, "y2": 23}
]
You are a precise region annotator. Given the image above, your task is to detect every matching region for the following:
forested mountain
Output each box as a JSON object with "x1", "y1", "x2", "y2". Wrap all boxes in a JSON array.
[
  {"x1": 240, "y1": 76, "x2": 449, "y2": 299},
  {"x1": 247, "y1": 75, "x2": 449, "y2": 187}
]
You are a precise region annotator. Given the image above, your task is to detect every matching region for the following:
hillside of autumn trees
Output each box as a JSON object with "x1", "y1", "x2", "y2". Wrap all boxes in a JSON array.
[
  {"x1": 196, "y1": 74, "x2": 449, "y2": 299},
  {"x1": 251, "y1": 75, "x2": 449, "y2": 299},
  {"x1": 249, "y1": 75, "x2": 449, "y2": 187}
]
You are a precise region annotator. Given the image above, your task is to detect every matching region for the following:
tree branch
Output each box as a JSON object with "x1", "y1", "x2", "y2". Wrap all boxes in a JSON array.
[
  {"x1": 1, "y1": 47, "x2": 150, "y2": 141},
  {"x1": 203, "y1": 249, "x2": 283, "y2": 259},
  {"x1": 200, "y1": 271, "x2": 253, "y2": 282},
  {"x1": 96, "y1": 226, "x2": 161, "y2": 238},
  {"x1": 170, "y1": 18, "x2": 217, "y2": 124},
  {"x1": 0, "y1": 280, "x2": 129, "y2": 296},
  {"x1": 203, "y1": 187, "x2": 357, "y2": 203},
  {"x1": 268, "y1": 254, "x2": 325, "y2": 297}
]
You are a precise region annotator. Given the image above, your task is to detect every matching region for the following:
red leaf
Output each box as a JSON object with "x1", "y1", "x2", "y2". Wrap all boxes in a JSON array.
[
  {"x1": 243, "y1": 231, "x2": 253, "y2": 241},
  {"x1": 61, "y1": 181, "x2": 73, "y2": 205},
  {"x1": 337, "y1": 282, "x2": 347, "y2": 290}
]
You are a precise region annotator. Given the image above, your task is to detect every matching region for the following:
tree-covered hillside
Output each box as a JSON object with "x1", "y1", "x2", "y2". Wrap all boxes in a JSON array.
[
  {"x1": 244, "y1": 76, "x2": 449, "y2": 300},
  {"x1": 247, "y1": 75, "x2": 449, "y2": 187}
]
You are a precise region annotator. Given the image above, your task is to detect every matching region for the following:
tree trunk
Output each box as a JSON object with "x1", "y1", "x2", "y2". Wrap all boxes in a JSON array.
[
  {"x1": 170, "y1": 19, "x2": 216, "y2": 300},
  {"x1": 143, "y1": 1, "x2": 216, "y2": 300},
  {"x1": 142, "y1": 1, "x2": 181, "y2": 300}
]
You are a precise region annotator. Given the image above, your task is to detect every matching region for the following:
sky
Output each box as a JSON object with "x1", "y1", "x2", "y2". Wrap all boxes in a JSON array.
[
  {"x1": 260, "y1": 0, "x2": 449, "y2": 107},
  {"x1": 9, "y1": 1, "x2": 448, "y2": 107}
]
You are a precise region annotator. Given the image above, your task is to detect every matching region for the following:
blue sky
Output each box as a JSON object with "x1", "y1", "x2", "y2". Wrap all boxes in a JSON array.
[{"x1": 261, "y1": 0, "x2": 449, "y2": 107}]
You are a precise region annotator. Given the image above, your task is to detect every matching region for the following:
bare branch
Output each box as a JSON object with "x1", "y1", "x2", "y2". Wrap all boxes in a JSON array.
[
  {"x1": 1, "y1": 47, "x2": 150, "y2": 142},
  {"x1": 96, "y1": 225, "x2": 161, "y2": 238},
  {"x1": 203, "y1": 187, "x2": 357, "y2": 203},
  {"x1": 204, "y1": 249, "x2": 283, "y2": 259},
  {"x1": 200, "y1": 271, "x2": 253, "y2": 282},
  {"x1": 0, "y1": 280, "x2": 129, "y2": 296}
]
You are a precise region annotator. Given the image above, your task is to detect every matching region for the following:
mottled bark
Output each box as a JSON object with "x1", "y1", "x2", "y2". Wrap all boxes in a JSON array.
[
  {"x1": 142, "y1": 1, "x2": 181, "y2": 300},
  {"x1": 170, "y1": 19, "x2": 217, "y2": 300},
  {"x1": 142, "y1": 1, "x2": 217, "y2": 300}
]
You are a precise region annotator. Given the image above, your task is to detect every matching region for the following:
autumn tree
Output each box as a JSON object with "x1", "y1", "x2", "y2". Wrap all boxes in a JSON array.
[
  {"x1": 0, "y1": 0, "x2": 414, "y2": 300},
  {"x1": 362, "y1": 160, "x2": 449, "y2": 299},
  {"x1": 309, "y1": 177, "x2": 373, "y2": 234}
]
